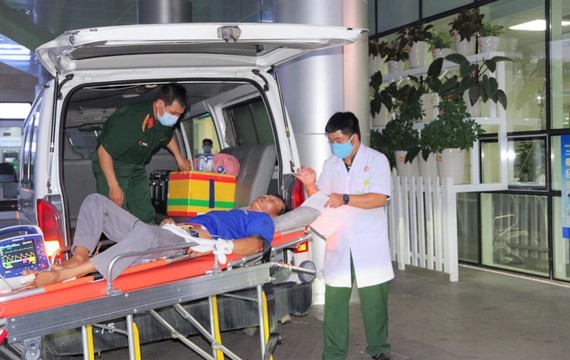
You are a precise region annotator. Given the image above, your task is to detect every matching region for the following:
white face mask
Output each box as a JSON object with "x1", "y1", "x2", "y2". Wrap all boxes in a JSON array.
[
  {"x1": 157, "y1": 104, "x2": 179, "y2": 127},
  {"x1": 330, "y1": 134, "x2": 354, "y2": 159}
]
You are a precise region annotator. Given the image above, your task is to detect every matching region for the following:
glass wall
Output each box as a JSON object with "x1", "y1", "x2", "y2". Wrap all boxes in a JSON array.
[
  {"x1": 481, "y1": 193, "x2": 548, "y2": 276},
  {"x1": 376, "y1": 0, "x2": 419, "y2": 33},
  {"x1": 368, "y1": 0, "x2": 569, "y2": 280}
]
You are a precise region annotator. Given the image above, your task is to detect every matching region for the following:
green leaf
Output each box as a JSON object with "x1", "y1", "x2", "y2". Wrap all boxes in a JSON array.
[
  {"x1": 440, "y1": 77, "x2": 458, "y2": 97},
  {"x1": 483, "y1": 76, "x2": 499, "y2": 98},
  {"x1": 496, "y1": 90, "x2": 508, "y2": 109},
  {"x1": 427, "y1": 57, "x2": 444, "y2": 78},
  {"x1": 469, "y1": 85, "x2": 481, "y2": 106},
  {"x1": 445, "y1": 53, "x2": 467, "y2": 64},
  {"x1": 484, "y1": 59, "x2": 496, "y2": 73},
  {"x1": 459, "y1": 62, "x2": 476, "y2": 78},
  {"x1": 491, "y1": 56, "x2": 513, "y2": 63},
  {"x1": 369, "y1": 71, "x2": 383, "y2": 91}
]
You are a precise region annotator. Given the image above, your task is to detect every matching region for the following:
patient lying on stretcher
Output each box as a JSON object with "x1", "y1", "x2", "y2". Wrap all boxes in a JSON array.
[{"x1": 24, "y1": 193, "x2": 286, "y2": 287}]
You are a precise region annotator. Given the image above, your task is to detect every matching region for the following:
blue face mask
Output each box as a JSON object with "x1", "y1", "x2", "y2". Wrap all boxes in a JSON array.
[
  {"x1": 157, "y1": 104, "x2": 179, "y2": 127},
  {"x1": 202, "y1": 145, "x2": 212, "y2": 153},
  {"x1": 330, "y1": 134, "x2": 354, "y2": 159}
]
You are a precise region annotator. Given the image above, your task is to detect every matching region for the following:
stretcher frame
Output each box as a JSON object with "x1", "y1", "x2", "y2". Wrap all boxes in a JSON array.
[{"x1": 0, "y1": 230, "x2": 314, "y2": 360}]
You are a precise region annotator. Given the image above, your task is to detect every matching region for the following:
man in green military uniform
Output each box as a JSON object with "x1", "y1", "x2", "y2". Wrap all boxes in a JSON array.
[{"x1": 92, "y1": 83, "x2": 191, "y2": 224}]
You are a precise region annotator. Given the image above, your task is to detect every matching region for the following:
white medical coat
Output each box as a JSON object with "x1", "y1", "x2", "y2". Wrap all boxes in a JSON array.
[{"x1": 317, "y1": 145, "x2": 394, "y2": 288}]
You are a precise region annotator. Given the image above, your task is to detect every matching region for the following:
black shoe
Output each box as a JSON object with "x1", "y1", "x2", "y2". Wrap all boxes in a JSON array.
[{"x1": 372, "y1": 354, "x2": 391, "y2": 360}]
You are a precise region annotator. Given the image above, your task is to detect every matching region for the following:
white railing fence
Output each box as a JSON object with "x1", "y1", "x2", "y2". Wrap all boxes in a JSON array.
[{"x1": 387, "y1": 176, "x2": 459, "y2": 282}]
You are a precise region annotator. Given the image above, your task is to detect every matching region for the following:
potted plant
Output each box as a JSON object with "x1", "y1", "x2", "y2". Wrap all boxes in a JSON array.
[
  {"x1": 369, "y1": 71, "x2": 395, "y2": 126},
  {"x1": 368, "y1": 40, "x2": 382, "y2": 75},
  {"x1": 420, "y1": 97, "x2": 484, "y2": 183},
  {"x1": 427, "y1": 53, "x2": 513, "y2": 113},
  {"x1": 478, "y1": 21, "x2": 504, "y2": 53},
  {"x1": 381, "y1": 83, "x2": 424, "y2": 176},
  {"x1": 377, "y1": 39, "x2": 408, "y2": 73},
  {"x1": 396, "y1": 23, "x2": 433, "y2": 68},
  {"x1": 429, "y1": 29, "x2": 452, "y2": 59},
  {"x1": 449, "y1": 8, "x2": 484, "y2": 56},
  {"x1": 381, "y1": 117, "x2": 421, "y2": 176},
  {"x1": 371, "y1": 128, "x2": 396, "y2": 170}
]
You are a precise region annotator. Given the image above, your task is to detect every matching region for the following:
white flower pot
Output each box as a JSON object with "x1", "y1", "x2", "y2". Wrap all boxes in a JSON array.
[
  {"x1": 372, "y1": 106, "x2": 391, "y2": 127},
  {"x1": 453, "y1": 32, "x2": 476, "y2": 56},
  {"x1": 431, "y1": 48, "x2": 451, "y2": 59},
  {"x1": 368, "y1": 55, "x2": 382, "y2": 76},
  {"x1": 395, "y1": 150, "x2": 420, "y2": 177},
  {"x1": 419, "y1": 153, "x2": 438, "y2": 178},
  {"x1": 387, "y1": 60, "x2": 404, "y2": 74},
  {"x1": 437, "y1": 148, "x2": 466, "y2": 184},
  {"x1": 421, "y1": 93, "x2": 438, "y2": 123},
  {"x1": 408, "y1": 41, "x2": 428, "y2": 68},
  {"x1": 478, "y1": 36, "x2": 500, "y2": 53}
]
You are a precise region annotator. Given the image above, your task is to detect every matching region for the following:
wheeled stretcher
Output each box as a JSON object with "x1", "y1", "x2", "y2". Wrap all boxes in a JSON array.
[{"x1": 0, "y1": 228, "x2": 315, "y2": 360}]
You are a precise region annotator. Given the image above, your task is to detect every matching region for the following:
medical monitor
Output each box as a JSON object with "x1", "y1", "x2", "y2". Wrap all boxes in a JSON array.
[{"x1": 0, "y1": 225, "x2": 50, "y2": 278}]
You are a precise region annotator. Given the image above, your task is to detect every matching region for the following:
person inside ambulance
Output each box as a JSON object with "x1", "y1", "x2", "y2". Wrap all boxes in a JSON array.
[
  {"x1": 24, "y1": 193, "x2": 286, "y2": 287},
  {"x1": 92, "y1": 83, "x2": 192, "y2": 225},
  {"x1": 294, "y1": 112, "x2": 393, "y2": 360}
]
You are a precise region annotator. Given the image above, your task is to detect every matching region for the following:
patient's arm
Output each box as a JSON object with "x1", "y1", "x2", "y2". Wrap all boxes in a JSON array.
[{"x1": 232, "y1": 236, "x2": 264, "y2": 255}]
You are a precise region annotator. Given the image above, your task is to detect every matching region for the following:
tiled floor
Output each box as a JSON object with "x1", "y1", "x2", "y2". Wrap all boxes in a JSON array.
[{"x1": 73, "y1": 265, "x2": 570, "y2": 359}]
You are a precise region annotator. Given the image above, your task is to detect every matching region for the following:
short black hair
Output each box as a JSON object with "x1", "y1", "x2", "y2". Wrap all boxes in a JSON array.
[
  {"x1": 271, "y1": 193, "x2": 287, "y2": 215},
  {"x1": 155, "y1": 83, "x2": 190, "y2": 111},
  {"x1": 202, "y1": 138, "x2": 213, "y2": 146},
  {"x1": 324, "y1": 111, "x2": 361, "y2": 140}
]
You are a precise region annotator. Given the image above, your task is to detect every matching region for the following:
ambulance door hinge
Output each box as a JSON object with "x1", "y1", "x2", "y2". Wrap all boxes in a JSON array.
[
  {"x1": 57, "y1": 74, "x2": 74, "y2": 99},
  {"x1": 252, "y1": 69, "x2": 269, "y2": 92}
]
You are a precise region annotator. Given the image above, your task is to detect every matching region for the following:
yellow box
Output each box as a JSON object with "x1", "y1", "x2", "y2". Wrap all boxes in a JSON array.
[{"x1": 167, "y1": 171, "x2": 236, "y2": 217}]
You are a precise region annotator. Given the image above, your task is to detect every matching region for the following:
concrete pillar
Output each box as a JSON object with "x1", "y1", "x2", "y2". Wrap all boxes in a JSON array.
[
  {"x1": 274, "y1": 0, "x2": 368, "y2": 305},
  {"x1": 343, "y1": 0, "x2": 369, "y2": 146},
  {"x1": 274, "y1": 0, "x2": 344, "y2": 174}
]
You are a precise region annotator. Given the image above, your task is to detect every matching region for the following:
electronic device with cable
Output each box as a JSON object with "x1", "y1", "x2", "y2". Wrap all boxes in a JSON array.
[{"x1": 0, "y1": 225, "x2": 49, "y2": 281}]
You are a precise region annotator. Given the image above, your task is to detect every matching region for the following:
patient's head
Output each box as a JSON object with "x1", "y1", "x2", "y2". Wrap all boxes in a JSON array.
[{"x1": 249, "y1": 195, "x2": 286, "y2": 217}]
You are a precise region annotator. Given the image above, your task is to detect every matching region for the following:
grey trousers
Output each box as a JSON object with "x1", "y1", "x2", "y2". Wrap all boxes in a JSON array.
[{"x1": 73, "y1": 193, "x2": 187, "y2": 280}]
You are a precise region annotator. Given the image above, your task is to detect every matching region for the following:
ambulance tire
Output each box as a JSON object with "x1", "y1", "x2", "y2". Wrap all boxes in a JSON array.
[{"x1": 298, "y1": 260, "x2": 316, "y2": 283}]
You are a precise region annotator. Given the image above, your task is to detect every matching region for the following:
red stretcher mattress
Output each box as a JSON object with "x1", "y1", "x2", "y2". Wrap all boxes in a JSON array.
[{"x1": 0, "y1": 230, "x2": 306, "y2": 318}]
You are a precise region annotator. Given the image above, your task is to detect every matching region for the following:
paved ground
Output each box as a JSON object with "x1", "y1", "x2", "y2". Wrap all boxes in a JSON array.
[{"x1": 65, "y1": 265, "x2": 570, "y2": 359}]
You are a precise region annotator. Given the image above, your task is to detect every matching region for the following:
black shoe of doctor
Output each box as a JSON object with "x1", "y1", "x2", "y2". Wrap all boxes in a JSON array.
[{"x1": 372, "y1": 353, "x2": 391, "y2": 360}]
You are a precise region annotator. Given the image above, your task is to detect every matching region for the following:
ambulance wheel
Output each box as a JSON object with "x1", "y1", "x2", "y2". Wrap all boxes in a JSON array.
[{"x1": 298, "y1": 260, "x2": 316, "y2": 283}]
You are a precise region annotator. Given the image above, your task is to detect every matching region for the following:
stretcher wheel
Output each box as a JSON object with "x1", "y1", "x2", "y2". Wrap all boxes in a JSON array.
[{"x1": 298, "y1": 260, "x2": 316, "y2": 283}]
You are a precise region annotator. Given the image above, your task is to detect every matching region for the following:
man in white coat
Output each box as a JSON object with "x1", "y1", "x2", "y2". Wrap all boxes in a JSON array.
[{"x1": 294, "y1": 112, "x2": 393, "y2": 360}]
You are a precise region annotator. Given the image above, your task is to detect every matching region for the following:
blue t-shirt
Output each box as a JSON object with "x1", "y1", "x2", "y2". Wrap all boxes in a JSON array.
[{"x1": 186, "y1": 209, "x2": 275, "y2": 244}]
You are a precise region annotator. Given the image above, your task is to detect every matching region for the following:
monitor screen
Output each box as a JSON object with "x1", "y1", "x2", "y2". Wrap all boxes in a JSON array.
[{"x1": 0, "y1": 238, "x2": 39, "y2": 271}]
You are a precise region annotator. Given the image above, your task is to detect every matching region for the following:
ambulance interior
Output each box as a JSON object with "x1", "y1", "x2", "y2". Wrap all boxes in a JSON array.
[{"x1": 62, "y1": 81, "x2": 281, "y2": 232}]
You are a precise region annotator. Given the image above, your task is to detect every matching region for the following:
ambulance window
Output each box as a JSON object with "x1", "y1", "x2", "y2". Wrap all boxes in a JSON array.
[
  {"x1": 186, "y1": 113, "x2": 220, "y2": 156},
  {"x1": 230, "y1": 99, "x2": 274, "y2": 146}
]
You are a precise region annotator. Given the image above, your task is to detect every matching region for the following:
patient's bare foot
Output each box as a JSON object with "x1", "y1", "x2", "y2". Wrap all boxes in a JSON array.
[{"x1": 54, "y1": 247, "x2": 90, "y2": 269}]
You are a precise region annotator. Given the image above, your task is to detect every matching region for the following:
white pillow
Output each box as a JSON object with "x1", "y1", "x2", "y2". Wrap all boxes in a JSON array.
[{"x1": 273, "y1": 206, "x2": 321, "y2": 232}]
